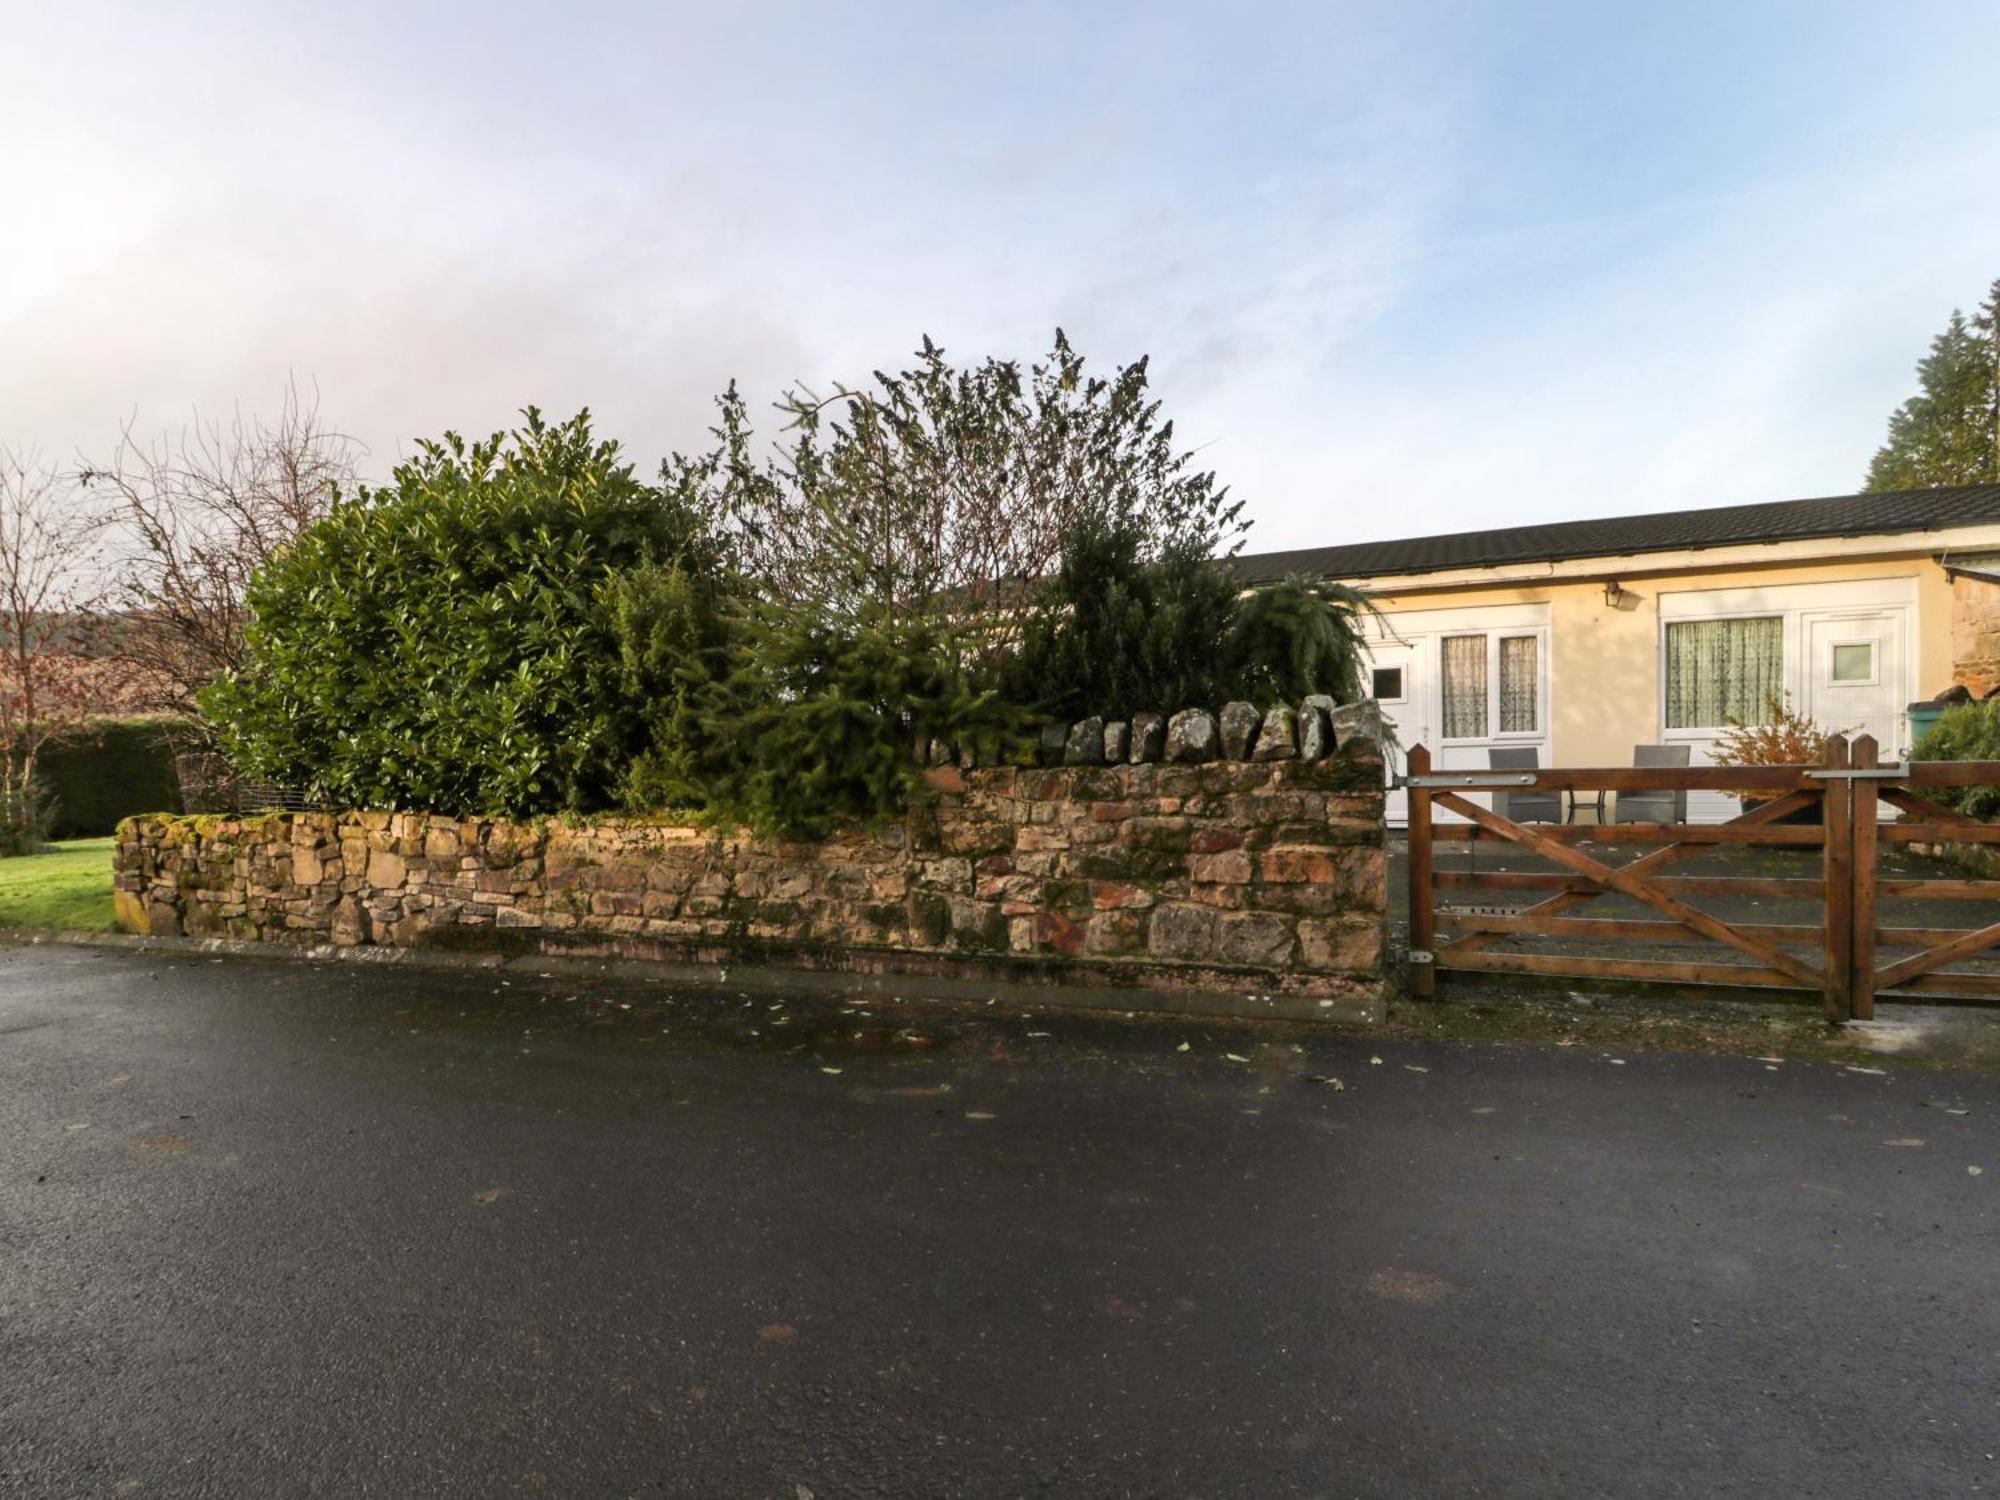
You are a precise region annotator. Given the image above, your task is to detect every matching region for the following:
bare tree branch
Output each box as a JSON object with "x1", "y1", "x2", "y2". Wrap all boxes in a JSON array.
[
  {"x1": 0, "y1": 449, "x2": 114, "y2": 846},
  {"x1": 81, "y1": 377, "x2": 364, "y2": 740}
]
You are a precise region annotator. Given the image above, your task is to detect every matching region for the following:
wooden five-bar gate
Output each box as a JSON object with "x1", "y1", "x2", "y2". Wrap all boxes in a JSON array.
[{"x1": 1402, "y1": 737, "x2": 2000, "y2": 1021}]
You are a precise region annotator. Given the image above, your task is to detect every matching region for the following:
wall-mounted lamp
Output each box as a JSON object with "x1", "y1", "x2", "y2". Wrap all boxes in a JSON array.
[{"x1": 1603, "y1": 579, "x2": 1629, "y2": 609}]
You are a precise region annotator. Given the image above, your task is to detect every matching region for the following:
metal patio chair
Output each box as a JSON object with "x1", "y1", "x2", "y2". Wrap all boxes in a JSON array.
[
  {"x1": 1611, "y1": 744, "x2": 1690, "y2": 825},
  {"x1": 1488, "y1": 747, "x2": 1561, "y2": 824}
]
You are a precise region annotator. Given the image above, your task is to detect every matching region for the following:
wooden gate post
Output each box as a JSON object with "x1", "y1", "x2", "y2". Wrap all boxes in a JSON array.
[
  {"x1": 1849, "y1": 734, "x2": 1880, "y2": 1021},
  {"x1": 1407, "y1": 744, "x2": 1436, "y2": 999},
  {"x1": 1820, "y1": 735, "x2": 1854, "y2": 1022}
]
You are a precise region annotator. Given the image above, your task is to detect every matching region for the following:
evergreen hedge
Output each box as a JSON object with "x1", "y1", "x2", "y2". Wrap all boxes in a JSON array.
[{"x1": 40, "y1": 717, "x2": 183, "y2": 837}]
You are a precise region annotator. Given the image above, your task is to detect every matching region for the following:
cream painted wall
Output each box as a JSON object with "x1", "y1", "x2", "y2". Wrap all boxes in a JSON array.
[{"x1": 1361, "y1": 552, "x2": 1953, "y2": 766}]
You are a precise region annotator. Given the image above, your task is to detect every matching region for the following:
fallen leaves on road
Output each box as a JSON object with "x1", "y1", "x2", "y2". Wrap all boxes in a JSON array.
[
  {"x1": 1882, "y1": 1138, "x2": 1926, "y2": 1148},
  {"x1": 1367, "y1": 1269, "x2": 1453, "y2": 1304},
  {"x1": 1304, "y1": 1075, "x2": 1345, "y2": 1089},
  {"x1": 472, "y1": 1187, "x2": 510, "y2": 1205},
  {"x1": 757, "y1": 1323, "x2": 796, "y2": 1343}
]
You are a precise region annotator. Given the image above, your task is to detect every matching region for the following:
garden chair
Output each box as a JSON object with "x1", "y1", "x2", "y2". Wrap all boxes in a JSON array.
[
  {"x1": 1487, "y1": 747, "x2": 1560, "y2": 824},
  {"x1": 1611, "y1": 744, "x2": 1690, "y2": 825}
]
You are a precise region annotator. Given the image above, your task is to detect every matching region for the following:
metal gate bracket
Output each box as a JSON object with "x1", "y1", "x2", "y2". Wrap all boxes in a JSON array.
[
  {"x1": 1803, "y1": 768, "x2": 1906, "y2": 780},
  {"x1": 1394, "y1": 773, "x2": 1537, "y2": 789}
]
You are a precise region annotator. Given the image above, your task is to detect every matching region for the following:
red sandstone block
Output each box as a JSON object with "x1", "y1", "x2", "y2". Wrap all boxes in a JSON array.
[
  {"x1": 1036, "y1": 910, "x2": 1087, "y2": 957},
  {"x1": 1084, "y1": 910, "x2": 1144, "y2": 955},
  {"x1": 1297, "y1": 918, "x2": 1382, "y2": 971},
  {"x1": 1089, "y1": 880, "x2": 1152, "y2": 910},
  {"x1": 1188, "y1": 850, "x2": 1252, "y2": 885},
  {"x1": 1258, "y1": 847, "x2": 1340, "y2": 885}
]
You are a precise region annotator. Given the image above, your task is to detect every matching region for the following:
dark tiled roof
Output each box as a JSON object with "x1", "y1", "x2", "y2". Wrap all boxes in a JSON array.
[{"x1": 1230, "y1": 483, "x2": 2000, "y2": 585}]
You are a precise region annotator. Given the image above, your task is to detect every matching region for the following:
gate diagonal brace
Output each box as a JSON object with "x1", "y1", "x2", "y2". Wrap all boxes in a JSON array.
[
  {"x1": 1431, "y1": 790, "x2": 1823, "y2": 988},
  {"x1": 1432, "y1": 787, "x2": 1822, "y2": 966}
]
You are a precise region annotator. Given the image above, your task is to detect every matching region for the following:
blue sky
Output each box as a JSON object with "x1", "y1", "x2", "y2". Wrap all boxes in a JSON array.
[{"x1": 4, "y1": 1, "x2": 1998, "y2": 552}]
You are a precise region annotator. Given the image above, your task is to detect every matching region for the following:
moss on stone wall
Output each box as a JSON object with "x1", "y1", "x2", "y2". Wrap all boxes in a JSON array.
[{"x1": 114, "y1": 740, "x2": 1389, "y2": 999}]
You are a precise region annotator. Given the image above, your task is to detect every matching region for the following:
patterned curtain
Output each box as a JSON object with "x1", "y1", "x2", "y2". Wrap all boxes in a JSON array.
[
  {"x1": 1499, "y1": 636, "x2": 1537, "y2": 732},
  {"x1": 1441, "y1": 634, "x2": 1488, "y2": 738},
  {"x1": 1665, "y1": 617, "x2": 1783, "y2": 728}
]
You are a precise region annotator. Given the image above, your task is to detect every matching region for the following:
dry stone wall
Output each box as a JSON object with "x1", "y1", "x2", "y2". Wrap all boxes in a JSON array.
[
  {"x1": 116, "y1": 702, "x2": 1389, "y2": 1020},
  {"x1": 1952, "y1": 569, "x2": 2000, "y2": 699}
]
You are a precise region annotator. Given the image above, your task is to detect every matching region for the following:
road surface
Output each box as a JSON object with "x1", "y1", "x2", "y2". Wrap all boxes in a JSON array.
[{"x1": 3, "y1": 946, "x2": 1996, "y2": 1497}]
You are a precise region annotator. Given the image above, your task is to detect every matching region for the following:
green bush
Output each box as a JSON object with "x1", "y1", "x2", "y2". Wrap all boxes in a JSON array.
[
  {"x1": 38, "y1": 716, "x2": 183, "y2": 838},
  {"x1": 0, "y1": 778, "x2": 55, "y2": 856},
  {"x1": 655, "y1": 597, "x2": 1027, "y2": 838},
  {"x1": 1002, "y1": 517, "x2": 1379, "y2": 722},
  {"x1": 1226, "y1": 575, "x2": 1383, "y2": 706},
  {"x1": 204, "y1": 410, "x2": 731, "y2": 818},
  {"x1": 1002, "y1": 515, "x2": 1241, "y2": 722},
  {"x1": 1913, "y1": 700, "x2": 2000, "y2": 816}
]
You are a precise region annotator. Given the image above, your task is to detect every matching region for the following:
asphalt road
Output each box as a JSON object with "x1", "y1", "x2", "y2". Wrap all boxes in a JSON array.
[{"x1": 3, "y1": 947, "x2": 1998, "y2": 1498}]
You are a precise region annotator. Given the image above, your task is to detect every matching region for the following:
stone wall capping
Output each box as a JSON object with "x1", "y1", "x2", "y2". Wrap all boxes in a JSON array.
[
  {"x1": 1064, "y1": 717, "x2": 1107, "y2": 766},
  {"x1": 1251, "y1": 705, "x2": 1299, "y2": 762},
  {"x1": 1128, "y1": 712, "x2": 1166, "y2": 764},
  {"x1": 1219, "y1": 702, "x2": 1262, "y2": 761},
  {"x1": 1165, "y1": 708, "x2": 1219, "y2": 763}
]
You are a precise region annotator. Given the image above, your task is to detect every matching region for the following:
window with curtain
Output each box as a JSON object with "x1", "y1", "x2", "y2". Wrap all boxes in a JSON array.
[
  {"x1": 1664, "y1": 616, "x2": 1783, "y2": 728},
  {"x1": 1441, "y1": 634, "x2": 1488, "y2": 738},
  {"x1": 1498, "y1": 636, "x2": 1538, "y2": 732}
]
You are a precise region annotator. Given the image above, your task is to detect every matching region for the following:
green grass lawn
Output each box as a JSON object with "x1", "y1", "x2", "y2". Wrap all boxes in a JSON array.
[{"x1": 0, "y1": 837, "x2": 117, "y2": 932}]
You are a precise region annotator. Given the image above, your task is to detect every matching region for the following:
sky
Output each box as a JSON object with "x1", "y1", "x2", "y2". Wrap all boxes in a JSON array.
[{"x1": 4, "y1": 0, "x2": 1999, "y2": 555}]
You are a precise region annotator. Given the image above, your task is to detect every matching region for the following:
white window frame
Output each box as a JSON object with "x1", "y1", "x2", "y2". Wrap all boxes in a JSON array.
[
  {"x1": 1656, "y1": 577, "x2": 1918, "y2": 749},
  {"x1": 1370, "y1": 663, "x2": 1409, "y2": 704},
  {"x1": 1660, "y1": 611, "x2": 1787, "y2": 734},
  {"x1": 1437, "y1": 627, "x2": 1550, "y2": 745}
]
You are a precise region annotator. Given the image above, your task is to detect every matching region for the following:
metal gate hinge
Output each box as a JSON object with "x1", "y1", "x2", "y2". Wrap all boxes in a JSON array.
[
  {"x1": 1802, "y1": 767, "x2": 1906, "y2": 780},
  {"x1": 1407, "y1": 949, "x2": 1435, "y2": 965}
]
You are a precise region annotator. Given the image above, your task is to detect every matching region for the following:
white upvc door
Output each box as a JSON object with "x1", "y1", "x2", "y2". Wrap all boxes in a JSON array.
[
  {"x1": 1801, "y1": 610, "x2": 1909, "y2": 760},
  {"x1": 1369, "y1": 639, "x2": 1425, "y2": 826},
  {"x1": 1366, "y1": 604, "x2": 1551, "y2": 827}
]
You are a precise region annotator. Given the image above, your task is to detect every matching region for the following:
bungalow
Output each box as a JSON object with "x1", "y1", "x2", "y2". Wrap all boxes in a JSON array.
[{"x1": 1235, "y1": 483, "x2": 2000, "y2": 823}]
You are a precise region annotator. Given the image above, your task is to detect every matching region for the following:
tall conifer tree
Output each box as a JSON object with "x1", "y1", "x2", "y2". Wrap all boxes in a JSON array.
[{"x1": 1866, "y1": 280, "x2": 2000, "y2": 490}]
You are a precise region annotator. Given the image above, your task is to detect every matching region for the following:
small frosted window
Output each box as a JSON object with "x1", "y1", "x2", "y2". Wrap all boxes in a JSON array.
[
  {"x1": 1831, "y1": 643, "x2": 1874, "y2": 683},
  {"x1": 1371, "y1": 667, "x2": 1405, "y2": 701}
]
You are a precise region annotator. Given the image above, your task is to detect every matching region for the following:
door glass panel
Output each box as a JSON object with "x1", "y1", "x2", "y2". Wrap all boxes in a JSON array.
[
  {"x1": 1498, "y1": 636, "x2": 1538, "y2": 732},
  {"x1": 1664, "y1": 617, "x2": 1782, "y2": 728},
  {"x1": 1441, "y1": 635, "x2": 1488, "y2": 738},
  {"x1": 1831, "y1": 642, "x2": 1874, "y2": 682},
  {"x1": 1371, "y1": 666, "x2": 1405, "y2": 701}
]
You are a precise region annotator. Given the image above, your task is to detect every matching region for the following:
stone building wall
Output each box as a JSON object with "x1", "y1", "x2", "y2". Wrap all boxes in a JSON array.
[
  {"x1": 114, "y1": 710, "x2": 1388, "y2": 1021},
  {"x1": 1951, "y1": 570, "x2": 2000, "y2": 700}
]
